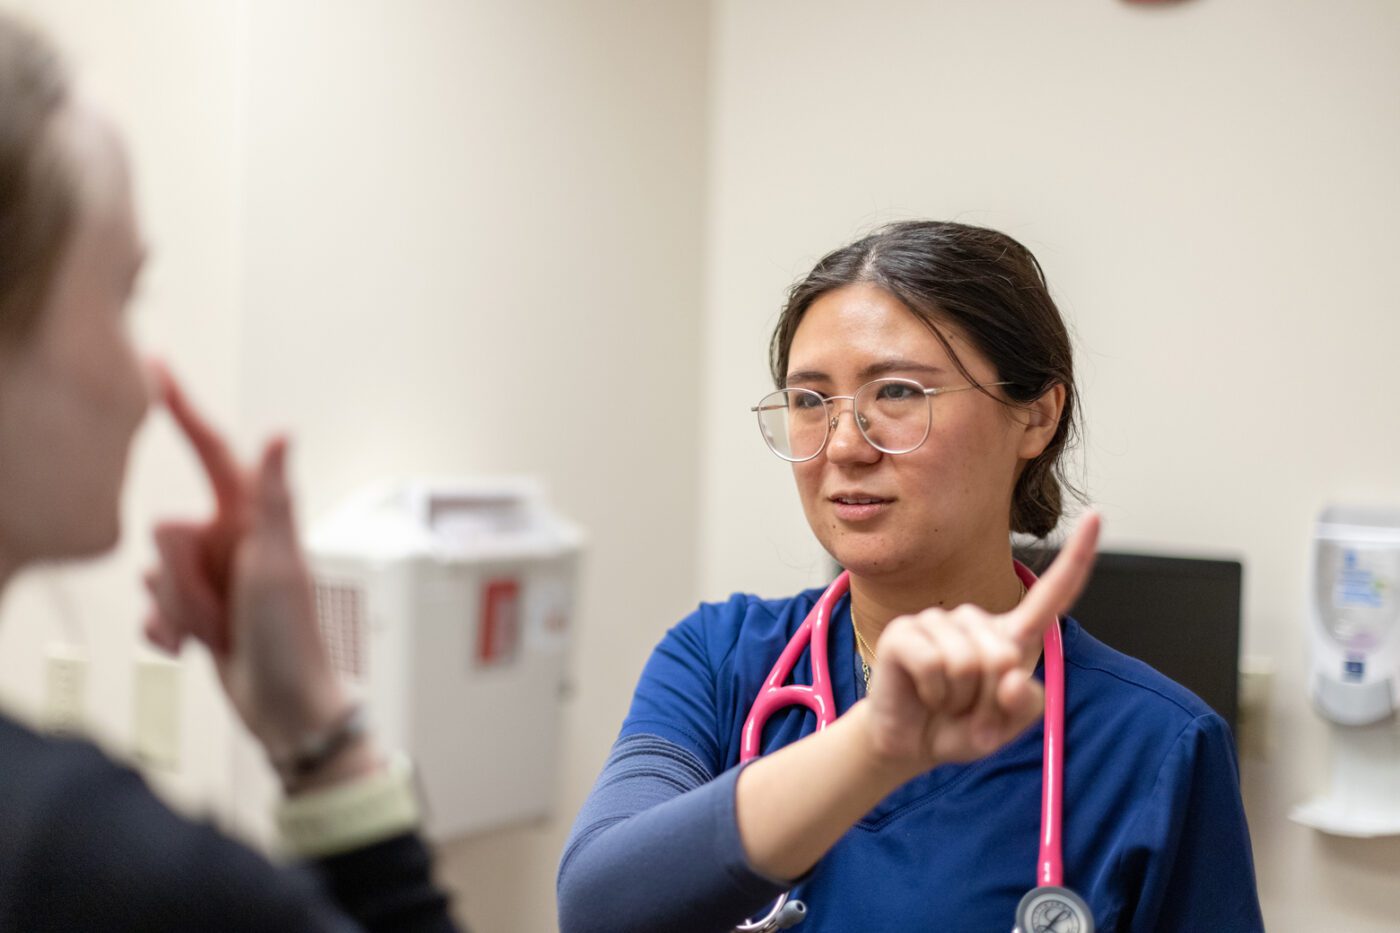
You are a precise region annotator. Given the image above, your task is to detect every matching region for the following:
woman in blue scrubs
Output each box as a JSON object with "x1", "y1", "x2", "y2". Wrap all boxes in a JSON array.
[{"x1": 558, "y1": 221, "x2": 1264, "y2": 932}]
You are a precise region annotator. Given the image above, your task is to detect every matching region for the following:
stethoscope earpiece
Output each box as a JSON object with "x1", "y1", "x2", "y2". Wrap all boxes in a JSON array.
[
  {"x1": 774, "y1": 899, "x2": 807, "y2": 928},
  {"x1": 736, "y1": 892, "x2": 808, "y2": 932}
]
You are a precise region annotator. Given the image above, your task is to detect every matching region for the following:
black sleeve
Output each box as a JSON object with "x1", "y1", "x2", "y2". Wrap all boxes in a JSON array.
[{"x1": 1, "y1": 740, "x2": 461, "y2": 933}]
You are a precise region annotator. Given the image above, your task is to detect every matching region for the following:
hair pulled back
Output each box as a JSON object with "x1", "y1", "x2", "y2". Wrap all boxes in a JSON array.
[
  {"x1": 0, "y1": 12, "x2": 73, "y2": 342},
  {"x1": 769, "y1": 221, "x2": 1081, "y2": 538}
]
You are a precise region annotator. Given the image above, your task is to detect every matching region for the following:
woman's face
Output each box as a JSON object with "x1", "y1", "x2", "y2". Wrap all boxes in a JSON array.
[
  {"x1": 0, "y1": 103, "x2": 149, "y2": 567},
  {"x1": 785, "y1": 282, "x2": 1030, "y2": 585}
]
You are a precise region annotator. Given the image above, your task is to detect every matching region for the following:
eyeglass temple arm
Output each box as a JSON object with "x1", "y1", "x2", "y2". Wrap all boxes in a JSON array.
[{"x1": 923, "y1": 380, "x2": 1012, "y2": 397}]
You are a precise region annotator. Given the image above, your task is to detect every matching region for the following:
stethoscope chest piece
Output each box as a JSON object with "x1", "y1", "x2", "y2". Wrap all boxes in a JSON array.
[{"x1": 1013, "y1": 885, "x2": 1094, "y2": 933}]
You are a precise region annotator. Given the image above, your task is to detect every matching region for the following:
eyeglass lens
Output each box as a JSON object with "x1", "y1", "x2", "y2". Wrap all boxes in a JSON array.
[{"x1": 756, "y1": 379, "x2": 931, "y2": 461}]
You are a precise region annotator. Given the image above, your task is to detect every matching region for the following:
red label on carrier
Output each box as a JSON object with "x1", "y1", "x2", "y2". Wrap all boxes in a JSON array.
[{"x1": 477, "y1": 578, "x2": 521, "y2": 666}]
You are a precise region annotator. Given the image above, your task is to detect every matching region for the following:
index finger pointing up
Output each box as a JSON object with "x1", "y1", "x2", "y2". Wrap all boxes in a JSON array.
[
  {"x1": 154, "y1": 362, "x2": 243, "y2": 518},
  {"x1": 1004, "y1": 510, "x2": 1101, "y2": 650}
]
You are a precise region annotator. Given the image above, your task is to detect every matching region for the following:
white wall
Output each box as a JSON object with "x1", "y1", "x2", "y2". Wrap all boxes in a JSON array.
[{"x1": 701, "y1": 1, "x2": 1400, "y2": 930}]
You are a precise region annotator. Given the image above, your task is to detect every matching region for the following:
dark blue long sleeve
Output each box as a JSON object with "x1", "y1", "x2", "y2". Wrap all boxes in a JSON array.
[{"x1": 557, "y1": 733, "x2": 785, "y2": 933}]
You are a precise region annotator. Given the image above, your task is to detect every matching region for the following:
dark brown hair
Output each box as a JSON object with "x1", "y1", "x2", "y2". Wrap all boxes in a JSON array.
[
  {"x1": 769, "y1": 220, "x2": 1082, "y2": 538},
  {"x1": 0, "y1": 12, "x2": 73, "y2": 341}
]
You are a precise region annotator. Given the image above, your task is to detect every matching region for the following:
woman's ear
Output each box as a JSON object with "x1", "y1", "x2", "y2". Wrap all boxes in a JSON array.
[{"x1": 1017, "y1": 383, "x2": 1065, "y2": 459}]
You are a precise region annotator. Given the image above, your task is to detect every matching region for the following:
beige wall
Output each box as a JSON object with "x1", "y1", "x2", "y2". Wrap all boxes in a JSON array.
[
  {"x1": 702, "y1": 1, "x2": 1400, "y2": 931},
  {"x1": 236, "y1": 4, "x2": 708, "y2": 930},
  {"x1": 0, "y1": 2, "x2": 707, "y2": 931}
]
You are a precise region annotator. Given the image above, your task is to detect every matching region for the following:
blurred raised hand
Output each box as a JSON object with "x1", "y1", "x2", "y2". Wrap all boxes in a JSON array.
[{"x1": 143, "y1": 366, "x2": 369, "y2": 788}]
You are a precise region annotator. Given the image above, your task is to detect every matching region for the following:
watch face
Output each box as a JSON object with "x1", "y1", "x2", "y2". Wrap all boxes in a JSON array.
[{"x1": 1015, "y1": 886, "x2": 1094, "y2": 933}]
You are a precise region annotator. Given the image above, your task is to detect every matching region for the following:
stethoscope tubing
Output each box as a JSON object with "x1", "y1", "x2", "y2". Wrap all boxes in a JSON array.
[
  {"x1": 740, "y1": 563, "x2": 1067, "y2": 891},
  {"x1": 740, "y1": 572, "x2": 850, "y2": 760}
]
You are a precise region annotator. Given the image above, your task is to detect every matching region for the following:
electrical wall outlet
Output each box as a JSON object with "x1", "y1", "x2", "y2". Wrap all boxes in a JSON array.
[
  {"x1": 1239, "y1": 657, "x2": 1274, "y2": 714},
  {"x1": 43, "y1": 644, "x2": 88, "y2": 735},
  {"x1": 133, "y1": 653, "x2": 181, "y2": 771},
  {"x1": 1237, "y1": 656, "x2": 1275, "y2": 760}
]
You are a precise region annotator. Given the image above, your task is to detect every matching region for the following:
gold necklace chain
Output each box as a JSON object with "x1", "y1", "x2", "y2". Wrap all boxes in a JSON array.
[
  {"x1": 851, "y1": 578, "x2": 1029, "y2": 694},
  {"x1": 850, "y1": 603, "x2": 877, "y2": 693}
]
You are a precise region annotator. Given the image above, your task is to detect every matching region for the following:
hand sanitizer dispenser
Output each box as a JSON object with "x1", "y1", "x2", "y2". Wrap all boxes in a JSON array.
[
  {"x1": 1308, "y1": 506, "x2": 1399, "y2": 724},
  {"x1": 1292, "y1": 505, "x2": 1400, "y2": 836}
]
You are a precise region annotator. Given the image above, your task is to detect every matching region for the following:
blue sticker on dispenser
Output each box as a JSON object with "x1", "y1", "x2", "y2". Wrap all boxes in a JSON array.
[{"x1": 1336, "y1": 549, "x2": 1385, "y2": 609}]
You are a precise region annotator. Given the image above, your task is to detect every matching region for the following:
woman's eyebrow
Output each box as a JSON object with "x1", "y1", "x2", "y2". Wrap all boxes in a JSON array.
[
  {"x1": 858, "y1": 360, "x2": 945, "y2": 380},
  {"x1": 783, "y1": 369, "x2": 830, "y2": 386},
  {"x1": 785, "y1": 360, "x2": 946, "y2": 387}
]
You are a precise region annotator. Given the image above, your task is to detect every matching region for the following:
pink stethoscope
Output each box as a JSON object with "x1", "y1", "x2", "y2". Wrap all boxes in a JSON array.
[{"x1": 733, "y1": 564, "x2": 1095, "y2": 933}]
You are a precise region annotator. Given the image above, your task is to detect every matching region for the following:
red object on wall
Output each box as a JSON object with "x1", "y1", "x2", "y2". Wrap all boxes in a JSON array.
[{"x1": 477, "y1": 578, "x2": 521, "y2": 665}]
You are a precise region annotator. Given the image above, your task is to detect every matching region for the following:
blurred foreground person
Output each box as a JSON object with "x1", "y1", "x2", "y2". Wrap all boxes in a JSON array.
[{"x1": 0, "y1": 13, "x2": 460, "y2": 932}]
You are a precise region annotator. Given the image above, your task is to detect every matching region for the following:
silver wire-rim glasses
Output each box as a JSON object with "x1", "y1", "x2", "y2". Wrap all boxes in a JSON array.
[{"x1": 751, "y1": 377, "x2": 1011, "y2": 462}]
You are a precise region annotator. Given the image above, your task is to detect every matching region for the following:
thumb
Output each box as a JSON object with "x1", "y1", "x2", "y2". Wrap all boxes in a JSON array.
[
  {"x1": 996, "y1": 667, "x2": 1045, "y2": 732},
  {"x1": 250, "y1": 436, "x2": 297, "y2": 538}
]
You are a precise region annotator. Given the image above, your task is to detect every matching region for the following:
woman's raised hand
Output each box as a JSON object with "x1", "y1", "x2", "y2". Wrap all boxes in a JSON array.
[
  {"x1": 142, "y1": 366, "x2": 364, "y2": 785},
  {"x1": 863, "y1": 512, "x2": 1101, "y2": 774}
]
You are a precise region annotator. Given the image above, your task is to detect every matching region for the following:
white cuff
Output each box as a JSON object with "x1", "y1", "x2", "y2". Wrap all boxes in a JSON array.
[{"x1": 276, "y1": 753, "x2": 421, "y2": 858}]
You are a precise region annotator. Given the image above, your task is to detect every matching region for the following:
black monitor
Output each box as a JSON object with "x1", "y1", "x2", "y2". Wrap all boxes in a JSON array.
[{"x1": 1014, "y1": 548, "x2": 1243, "y2": 739}]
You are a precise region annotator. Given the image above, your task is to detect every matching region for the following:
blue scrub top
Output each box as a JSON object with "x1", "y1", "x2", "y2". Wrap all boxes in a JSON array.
[{"x1": 619, "y1": 588, "x2": 1264, "y2": 932}]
